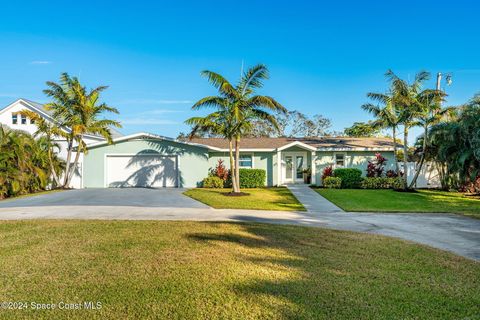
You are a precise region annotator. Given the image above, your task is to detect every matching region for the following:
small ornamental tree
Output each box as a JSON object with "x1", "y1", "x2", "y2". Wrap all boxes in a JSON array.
[{"x1": 366, "y1": 153, "x2": 387, "y2": 177}]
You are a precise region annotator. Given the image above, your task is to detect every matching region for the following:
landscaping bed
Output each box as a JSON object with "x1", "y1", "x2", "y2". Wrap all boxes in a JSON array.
[
  {"x1": 0, "y1": 220, "x2": 478, "y2": 319},
  {"x1": 184, "y1": 187, "x2": 305, "y2": 211}
]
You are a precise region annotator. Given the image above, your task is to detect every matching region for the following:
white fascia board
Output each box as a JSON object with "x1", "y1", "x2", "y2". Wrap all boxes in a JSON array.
[
  {"x1": 316, "y1": 147, "x2": 395, "y2": 151},
  {"x1": 277, "y1": 141, "x2": 317, "y2": 152},
  {"x1": 86, "y1": 132, "x2": 217, "y2": 150},
  {"x1": 210, "y1": 148, "x2": 275, "y2": 152}
]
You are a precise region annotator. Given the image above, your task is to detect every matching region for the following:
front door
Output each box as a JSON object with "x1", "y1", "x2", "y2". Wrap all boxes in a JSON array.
[{"x1": 282, "y1": 153, "x2": 306, "y2": 184}]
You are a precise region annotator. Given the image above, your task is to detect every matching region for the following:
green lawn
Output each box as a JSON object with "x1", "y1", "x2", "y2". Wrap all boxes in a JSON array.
[
  {"x1": 315, "y1": 189, "x2": 480, "y2": 217},
  {"x1": 0, "y1": 221, "x2": 478, "y2": 319},
  {"x1": 184, "y1": 187, "x2": 306, "y2": 211}
]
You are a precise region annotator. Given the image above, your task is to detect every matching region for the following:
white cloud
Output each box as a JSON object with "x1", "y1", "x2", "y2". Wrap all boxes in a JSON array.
[
  {"x1": 30, "y1": 61, "x2": 52, "y2": 65},
  {"x1": 117, "y1": 99, "x2": 192, "y2": 105},
  {"x1": 121, "y1": 118, "x2": 179, "y2": 125}
]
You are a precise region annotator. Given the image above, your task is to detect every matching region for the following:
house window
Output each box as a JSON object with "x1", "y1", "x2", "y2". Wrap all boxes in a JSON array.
[
  {"x1": 30, "y1": 118, "x2": 35, "y2": 124},
  {"x1": 12, "y1": 113, "x2": 18, "y2": 124},
  {"x1": 239, "y1": 154, "x2": 253, "y2": 168},
  {"x1": 21, "y1": 114, "x2": 27, "y2": 125},
  {"x1": 334, "y1": 153, "x2": 345, "y2": 167}
]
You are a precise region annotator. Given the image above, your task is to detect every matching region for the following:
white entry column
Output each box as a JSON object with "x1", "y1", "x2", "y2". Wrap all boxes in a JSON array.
[{"x1": 311, "y1": 151, "x2": 316, "y2": 185}]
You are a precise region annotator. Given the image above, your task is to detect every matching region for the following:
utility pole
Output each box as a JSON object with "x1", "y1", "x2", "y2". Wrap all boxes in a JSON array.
[{"x1": 436, "y1": 72, "x2": 442, "y2": 91}]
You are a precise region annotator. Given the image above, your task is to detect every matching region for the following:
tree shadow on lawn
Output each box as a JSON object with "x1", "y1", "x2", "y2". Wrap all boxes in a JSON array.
[{"x1": 186, "y1": 222, "x2": 480, "y2": 319}]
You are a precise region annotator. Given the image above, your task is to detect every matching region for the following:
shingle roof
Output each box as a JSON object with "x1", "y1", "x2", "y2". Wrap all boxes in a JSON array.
[{"x1": 189, "y1": 137, "x2": 399, "y2": 150}]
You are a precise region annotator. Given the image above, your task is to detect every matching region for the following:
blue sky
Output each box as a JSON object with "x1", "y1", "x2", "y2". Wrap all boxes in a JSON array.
[{"x1": 1, "y1": 0, "x2": 479, "y2": 141}]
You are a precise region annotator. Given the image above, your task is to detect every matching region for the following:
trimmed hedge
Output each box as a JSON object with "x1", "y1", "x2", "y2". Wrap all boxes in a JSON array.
[
  {"x1": 323, "y1": 177, "x2": 342, "y2": 189},
  {"x1": 361, "y1": 177, "x2": 406, "y2": 189},
  {"x1": 333, "y1": 168, "x2": 363, "y2": 189},
  {"x1": 203, "y1": 176, "x2": 224, "y2": 188},
  {"x1": 239, "y1": 169, "x2": 266, "y2": 188}
]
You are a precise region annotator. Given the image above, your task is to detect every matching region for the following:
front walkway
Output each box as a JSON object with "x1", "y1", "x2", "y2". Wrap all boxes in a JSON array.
[{"x1": 286, "y1": 184, "x2": 343, "y2": 212}]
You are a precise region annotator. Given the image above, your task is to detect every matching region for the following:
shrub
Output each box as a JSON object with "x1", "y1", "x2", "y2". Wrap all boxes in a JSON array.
[
  {"x1": 209, "y1": 159, "x2": 230, "y2": 182},
  {"x1": 366, "y1": 153, "x2": 388, "y2": 177},
  {"x1": 323, "y1": 177, "x2": 342, "y2": 189},
  {"x1": 361, "y1": 177, "x2": 396, "y2": 189},
  {"x1": 361, "y1": 177, "x2": 406, "y2": 189},
  {"x1": 391, "y1": 177, "x2": 406, "y2": 190},
  {"x1": 239, "y1": 169, "x2": 266, "y2": 188},
  {"x1": 202, "y1": 176, "x2": 224, "y2": 188},
  {"x1": 333, "y1": 168, "x2": 363, "y2": 188},
  {"x1": 322, "y1": 165, "x2": 334, "y2": 181}
]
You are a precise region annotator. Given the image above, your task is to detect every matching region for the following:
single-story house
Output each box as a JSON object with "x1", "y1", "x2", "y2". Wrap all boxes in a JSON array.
[{"x1": 82, "y1": 133, "x2": 398, "y2": 188}]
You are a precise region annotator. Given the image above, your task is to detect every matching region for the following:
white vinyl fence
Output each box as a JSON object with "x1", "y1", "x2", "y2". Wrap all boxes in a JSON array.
[{"x1": 400, "y1": 162, "x2": 441, "y2": 189}]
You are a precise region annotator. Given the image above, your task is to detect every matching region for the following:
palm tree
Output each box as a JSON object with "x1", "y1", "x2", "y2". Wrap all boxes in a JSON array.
[
  {"x1": 427, "y1": 97, "x2": 480, "y2": 192},
  {"x1": 408, "y1": 90, "x2": 449, "y2": 188},
  {"x1": 362, "y1": 91, "x2": 401, "y2": 174},
  {"x1": 43, "y1": 73, "x2": 122, "y2": 188},
  {"x1": 19, "y1": 110, "x2": 63, "y2": 186},
  {"x1": 0, "y1": 125, "x2": 58, "y2": 198},
  {"x1": 385, "y1": 70, "x2": 430, "y2": 189},
  {"x1": 187, "y1": 64, "x2": 286, "y2": 193}
]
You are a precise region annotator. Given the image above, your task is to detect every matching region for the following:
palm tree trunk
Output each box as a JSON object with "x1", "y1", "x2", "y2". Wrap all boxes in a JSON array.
[
  {"x1": 234, "y1": 136, "x2": 241, "y2": 193},
  {"x1": 228, "y1": 139, "x2": 237, "y2": 192},
  {"x1": 392, "y1": 126, "x2": 400, "y2": 174},
  {"x1": 62, "y1": 138, "x2": 73, "y2": 188},
  {"x1": 66, "y1": 147, "x2": 82, "y2": 188},
  {"x1": 409, "y1": 125, "x2": 428, "y2": 189},
  {"x1": 47, "y1": 147, "x2": 60, "y2": 187},
  {"x1": 403, "y1": 125, "x2": 409, "y2": 190}
]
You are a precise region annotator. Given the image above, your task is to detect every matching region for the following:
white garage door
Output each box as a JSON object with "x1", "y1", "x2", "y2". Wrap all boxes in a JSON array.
[{"x1": 106, "y1": 155, "x2": 178, "y2": 188}]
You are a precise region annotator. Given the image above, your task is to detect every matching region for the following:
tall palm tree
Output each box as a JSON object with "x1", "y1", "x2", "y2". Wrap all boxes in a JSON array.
[
  {"x1": 43, "y1": 73, "x2": 122, "y2": 188},
  {"x1": 362, "y1": 91, "x2": 401, "y2": 174},
  {"x1": 408, "y1": 89, "x2": 449, "y2": 188},
  {"x1": 187, "y1": 64, "x2": 286, "y2": 193},
  {"x1": 385, "y1": 70, "x2": 430, "y2": 189}
]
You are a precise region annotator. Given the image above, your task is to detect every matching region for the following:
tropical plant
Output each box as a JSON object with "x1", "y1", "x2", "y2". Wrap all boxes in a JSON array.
[
  {"x1": 322, "y1": 165, "x2": 334, "y2": 181},
  {"x1": 408, "y1": 91, "x2": 450, "y2": 188},
  {"x1": 427, "y1": 97, "x2": 480, "y2": 192},
  {"x1": 384, "y1": 69, "x2": 431, "y2": 189},
  {"x1": 209, "y1": 159, "x2": 230, "y2": 182},
  {"x1": 0, "y1": 125, "x2": 64, "y2": 198},
  {"x1": 366, "y1": 153, "x2": 387, "y2": 177},
  {"x1": 362, "y1": 87, "x2": 401, "y2": 174},
  {"x1": 43, "y1": 73, "x2": 121, "y2": 188},
  {"x1": 186, "y1": 64, "x2": 286, "y2": 193}
]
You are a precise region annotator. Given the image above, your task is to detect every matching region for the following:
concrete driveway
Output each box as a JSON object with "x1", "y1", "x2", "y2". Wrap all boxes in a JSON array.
[
  {"x1": 0, "y1": 188, "x2": 209, "y2": 208},
  {"x1": 0, "y1": 188, "x2": 479, "y2": 261}
]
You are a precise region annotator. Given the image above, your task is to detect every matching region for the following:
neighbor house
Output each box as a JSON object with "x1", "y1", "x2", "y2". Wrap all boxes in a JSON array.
[
  {"x1": 81, "y1": 133, "x2": 398, "y2": 188},
  {"x1": 0, "y1": 99, "x2": 123, "y2": 188}
]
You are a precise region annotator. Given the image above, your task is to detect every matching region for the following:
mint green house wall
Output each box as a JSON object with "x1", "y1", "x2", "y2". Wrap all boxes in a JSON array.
[
  {"x1": 208, "y1": 152, "x2": 275, "y2": 186},
  {"x1": 83, "y1": 139, "x2": 209, "y2": 188},
  {"x1": 83, "y1": 138, "x2": 396, "y2": 188}
]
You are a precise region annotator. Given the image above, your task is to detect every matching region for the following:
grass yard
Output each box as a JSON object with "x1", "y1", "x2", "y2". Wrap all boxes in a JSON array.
[
  {"x1": 315, "y1": 189, "x2": 480, "y2": 218},
  {"x1": 0, "y1": 221, "x2": 479, "y2": 319},
  {"x1": 184, "y1": 187, "x2": 306, "y2": 211}
]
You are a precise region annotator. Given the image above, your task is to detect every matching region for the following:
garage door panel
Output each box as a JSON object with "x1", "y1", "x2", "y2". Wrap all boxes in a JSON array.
[{"x1": 106, "y1": 155, "x2": 178, "y2": 188}]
